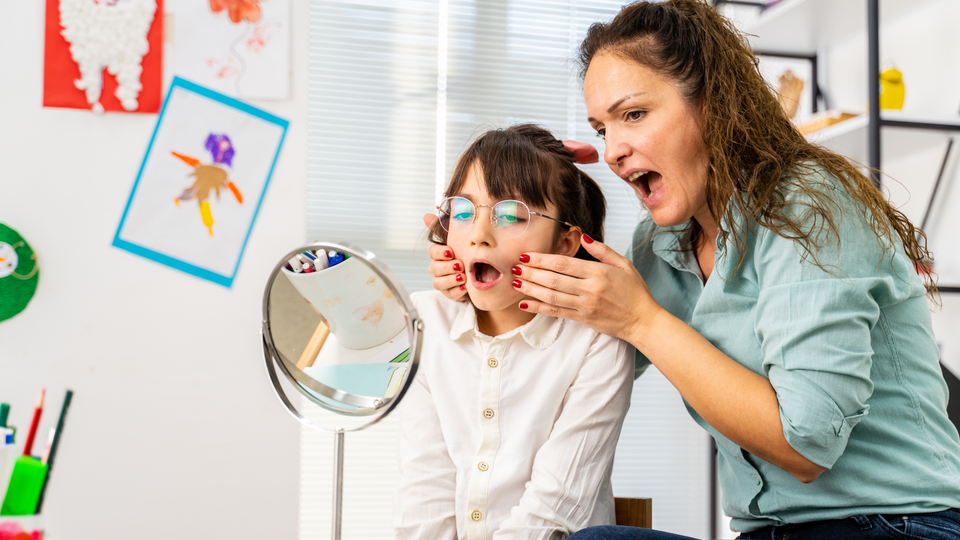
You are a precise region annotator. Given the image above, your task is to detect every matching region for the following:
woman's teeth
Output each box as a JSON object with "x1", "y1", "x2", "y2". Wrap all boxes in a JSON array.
[
  {"x1": 626, "y1": 170, "x2": 653, "y2": 196},
  {"x1": 626, "y1": 170, "x2": 649, "y2": 183}
]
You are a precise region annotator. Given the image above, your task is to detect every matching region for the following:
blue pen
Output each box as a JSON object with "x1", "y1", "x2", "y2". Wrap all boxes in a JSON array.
[
  {"x1": 328, "y1": 251, "x2": 345, "y2": 266},
  {"x1": 302, "y1": 251, "x2": 317, "y2": 261}
]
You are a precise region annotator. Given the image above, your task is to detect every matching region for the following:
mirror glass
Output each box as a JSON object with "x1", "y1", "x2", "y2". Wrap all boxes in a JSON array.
[{"x1": 261, "y1": 241, "x2": 421, "y2": 431}]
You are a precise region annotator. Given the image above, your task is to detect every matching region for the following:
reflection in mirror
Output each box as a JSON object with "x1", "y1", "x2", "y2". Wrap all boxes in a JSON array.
[{"x1": 264, "y1": 243, "x2": 419, "y2": 420}]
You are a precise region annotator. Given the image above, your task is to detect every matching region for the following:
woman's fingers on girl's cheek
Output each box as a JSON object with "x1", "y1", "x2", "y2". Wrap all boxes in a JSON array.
[{"x1": 429, "y1": 243, "x2": 453, "y2": 261}]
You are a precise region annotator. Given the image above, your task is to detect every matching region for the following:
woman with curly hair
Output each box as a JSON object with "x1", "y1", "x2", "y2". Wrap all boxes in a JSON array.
[{"x1": 426, "y1": 1, "x2": 960, "y2": 538}]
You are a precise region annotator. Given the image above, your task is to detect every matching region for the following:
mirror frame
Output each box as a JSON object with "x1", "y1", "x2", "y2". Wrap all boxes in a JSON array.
[{"x1": 261, "y1": 241, "x2": 422, "y2": 432}]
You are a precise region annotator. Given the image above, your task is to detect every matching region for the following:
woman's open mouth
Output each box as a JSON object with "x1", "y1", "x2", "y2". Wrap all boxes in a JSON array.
[
  {"x1": 470, "y1": 260, "x2": 504, "y2": 291},
  {"x1": 626, "y1": 170, "x2": 664, "y2": 201}
]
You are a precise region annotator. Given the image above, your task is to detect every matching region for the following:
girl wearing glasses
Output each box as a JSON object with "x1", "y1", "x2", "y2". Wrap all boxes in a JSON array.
[{"x1": 394, "y1": 124, "x2": 634, "y2": 540}]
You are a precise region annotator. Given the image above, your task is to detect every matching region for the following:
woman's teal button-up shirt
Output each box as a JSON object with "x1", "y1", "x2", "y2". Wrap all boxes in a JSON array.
[{"x1": 629, "y1": 172, "x2": 960, "y2": 533}]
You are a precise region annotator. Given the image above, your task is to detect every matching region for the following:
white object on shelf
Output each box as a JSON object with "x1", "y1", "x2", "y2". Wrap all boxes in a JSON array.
[
  {"x1": 746, "y1": 0, "x2": 936, "y2": 54},
  {"x1": 806, "y1": 111, "x2": 960, "y2": 166}
]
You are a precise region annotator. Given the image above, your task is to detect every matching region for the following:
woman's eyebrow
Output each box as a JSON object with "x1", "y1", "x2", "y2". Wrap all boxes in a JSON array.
[
  {"x1": 607, "y1": 93, "x2": 644, "y2": 113},
  {"x1": 587, "y1": 93, "x2": 646, "y2": 123}
]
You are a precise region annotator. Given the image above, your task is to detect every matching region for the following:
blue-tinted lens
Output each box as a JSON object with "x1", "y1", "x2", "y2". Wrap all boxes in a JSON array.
[
  {"x1": 442, "y1": 197, "x2": 475, "y2": 231},
  {"x1": 493, "y1": 201, "x2": 529, "y2": 237}
]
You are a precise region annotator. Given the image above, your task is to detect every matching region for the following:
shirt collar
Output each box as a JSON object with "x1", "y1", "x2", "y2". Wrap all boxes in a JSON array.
[{"x1": 450, "y1": 301, "x2": 563, "y2": 350}]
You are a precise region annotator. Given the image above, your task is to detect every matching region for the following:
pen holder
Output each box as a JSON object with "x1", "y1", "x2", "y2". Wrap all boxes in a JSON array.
[
  {"x1": 282, "y1": 256, "x2": 406, "y2": 350},
  {"x1": 0, "y1": 457, "x2": 47, "y2": 516}
]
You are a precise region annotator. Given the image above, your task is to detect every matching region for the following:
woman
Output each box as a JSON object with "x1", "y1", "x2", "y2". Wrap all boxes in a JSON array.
[{"x1": 426, "y1": 1, "x2": 960, "y2": 538}]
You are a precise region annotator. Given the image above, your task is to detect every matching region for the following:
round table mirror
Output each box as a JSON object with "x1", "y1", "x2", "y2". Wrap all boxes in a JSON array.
[{"x1": 261, "y1": 241, "x2": 422, "y2": 539}]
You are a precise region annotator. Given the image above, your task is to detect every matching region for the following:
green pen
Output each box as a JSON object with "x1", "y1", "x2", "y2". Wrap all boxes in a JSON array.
[{"x1": 0, "y1": 404, "x2": 9, "y2": 428}]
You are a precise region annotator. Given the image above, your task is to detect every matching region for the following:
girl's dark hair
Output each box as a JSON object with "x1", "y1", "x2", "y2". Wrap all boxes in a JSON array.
[
  {"x1": 578, "y1": 0, "x2": 936, "y2": 297},
  {"x1": 429, "y1": 124, "x2": 606, "y2": 261}
]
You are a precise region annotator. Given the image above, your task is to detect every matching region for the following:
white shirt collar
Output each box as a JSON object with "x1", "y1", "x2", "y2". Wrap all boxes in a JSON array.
[{"x1": 449, "y1": 300, "x2": 563, "y2": 350}]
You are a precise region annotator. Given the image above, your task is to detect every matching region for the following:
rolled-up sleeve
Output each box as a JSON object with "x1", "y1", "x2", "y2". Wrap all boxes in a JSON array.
[{"x1": 751, "y1": 187, "x2": 904, "y2": 469}]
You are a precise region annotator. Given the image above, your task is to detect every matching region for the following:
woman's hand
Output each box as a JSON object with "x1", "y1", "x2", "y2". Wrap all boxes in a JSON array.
[
  {"x1": 513, "y1": 234, "x2": 662, "y2": 343},
  {"x1": 423, "y1": 214, "x2": 468, "y2": 301}
]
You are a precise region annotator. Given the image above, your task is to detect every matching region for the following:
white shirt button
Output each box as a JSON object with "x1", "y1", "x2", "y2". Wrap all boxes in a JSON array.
[
  {"x1": 483, "y1": 408, "x2": 495, "y2": 419},
  {"x1": 472, "y1": 510, "x2": 482, "y2": 521},
  {"x1": 478, "y1": 461, "x2": 489, "y2": 471},
  {"x1": 487, "y1": 358, "x2": 498, "y2": 368}
]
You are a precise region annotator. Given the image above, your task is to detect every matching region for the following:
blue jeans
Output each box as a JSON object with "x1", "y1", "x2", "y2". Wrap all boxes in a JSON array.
[{"x1": 567, "y1": 508, "x2": 960, "y2": 540}]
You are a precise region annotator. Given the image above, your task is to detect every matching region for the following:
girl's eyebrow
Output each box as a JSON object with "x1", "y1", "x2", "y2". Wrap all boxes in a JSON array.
[{"x1": 457, "y1": 193, "x2": 476, "y2": 202}]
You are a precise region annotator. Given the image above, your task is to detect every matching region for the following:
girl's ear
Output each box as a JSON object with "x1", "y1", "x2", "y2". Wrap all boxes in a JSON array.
[{"x1": 554, "y1": 225, "x2": 583, "y2": 257}]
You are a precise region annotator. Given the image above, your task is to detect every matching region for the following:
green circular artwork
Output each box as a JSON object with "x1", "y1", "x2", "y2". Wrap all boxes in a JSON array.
[{"x1": 0, "y1": 223, "x2": 40, "y2": 322}]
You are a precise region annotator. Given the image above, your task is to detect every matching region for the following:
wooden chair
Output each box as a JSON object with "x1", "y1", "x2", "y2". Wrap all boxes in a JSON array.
[{"x1": 614, "y1": 497, "x2": 652, "y2": 528}]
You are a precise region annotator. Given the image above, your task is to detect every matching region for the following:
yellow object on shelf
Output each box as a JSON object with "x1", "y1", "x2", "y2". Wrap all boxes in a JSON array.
[{"x1": 879, "y1": 68, "x2": 905, "y2": 110}]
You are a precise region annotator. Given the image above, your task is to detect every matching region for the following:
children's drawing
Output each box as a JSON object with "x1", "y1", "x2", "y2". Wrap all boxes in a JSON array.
[
  {"x1": 113, "y1": 78, "x2": 288, "y2": 288},
  {"x1": 169, "y1": 0, "x2": 290, "y2": 100},
  {"x1": 209, "y1": 0, "x2": 262, "y2": 23},
  {"x1": 43, "y1": 0, "x2": 163, "y2": 113},
  {"x1": 171, "y1": 134, "x2": 245, "y2": 236}
]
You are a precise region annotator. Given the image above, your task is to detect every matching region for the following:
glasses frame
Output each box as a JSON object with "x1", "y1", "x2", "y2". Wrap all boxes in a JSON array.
[{"x1": 436, "y1": 196, "x2": 576, "y2": 239}]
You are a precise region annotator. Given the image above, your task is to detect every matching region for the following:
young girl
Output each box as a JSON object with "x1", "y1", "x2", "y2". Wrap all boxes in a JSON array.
[{"x1": 394, "y1": 124, "x2": 635, "y2": 540}]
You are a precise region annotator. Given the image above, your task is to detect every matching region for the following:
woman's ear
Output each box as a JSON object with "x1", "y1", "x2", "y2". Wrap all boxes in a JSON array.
[{"x1": 554, "y1": 225, "x2": 583, "y2": 257}]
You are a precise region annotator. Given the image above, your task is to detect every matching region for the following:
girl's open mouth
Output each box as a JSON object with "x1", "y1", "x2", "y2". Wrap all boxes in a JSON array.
[{"x1": 470, "y1": 261, "x2": 504, "y2": 291}]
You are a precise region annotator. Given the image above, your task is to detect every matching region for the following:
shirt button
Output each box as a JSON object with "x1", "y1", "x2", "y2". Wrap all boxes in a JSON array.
[
  {"x1": 483, "y1": 408, "x2": 495, "y2": 419},
  {"x1": 472, "y1": 510, "x2": 482, "y2": 521},
  {"x1": 487, "y1": 358, "x2": 498, "y2": 368},
  {"x1": 478, "y1": 461, "x2": 489, "y2": 471},
  {"x1": 755, "y1": 476, "x2": 761, "y2": 486}
]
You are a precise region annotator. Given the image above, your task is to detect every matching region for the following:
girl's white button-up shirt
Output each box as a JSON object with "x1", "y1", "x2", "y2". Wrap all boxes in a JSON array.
[{"x1": 394, "y1": 291, "x2": 635, "y2": 540}]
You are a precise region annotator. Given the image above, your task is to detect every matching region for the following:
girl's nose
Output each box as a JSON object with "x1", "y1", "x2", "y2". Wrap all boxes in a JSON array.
[{"x1": 469, "y1": 207, "x2": 497, "y2": 247}]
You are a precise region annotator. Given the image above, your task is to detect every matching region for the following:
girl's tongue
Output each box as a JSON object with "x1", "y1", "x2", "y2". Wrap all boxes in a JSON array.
[{"x1": 475, "y1": 262, "x2": 502, "y2": 283}]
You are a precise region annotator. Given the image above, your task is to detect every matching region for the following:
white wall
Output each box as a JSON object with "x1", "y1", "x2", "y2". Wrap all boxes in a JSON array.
[{"x1": 0, "y1": 2, "x2": 309, "y2": 539}]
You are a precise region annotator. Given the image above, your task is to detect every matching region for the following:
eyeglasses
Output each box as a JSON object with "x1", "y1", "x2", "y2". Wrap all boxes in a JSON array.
[{"x1": 437, "y1": 196, "x2": 575, "y2": 239}]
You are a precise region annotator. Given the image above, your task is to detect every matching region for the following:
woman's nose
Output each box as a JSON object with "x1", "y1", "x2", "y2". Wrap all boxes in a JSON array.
[{"x1": 603, "y1": 128, "x2": 630, "y2": 167}]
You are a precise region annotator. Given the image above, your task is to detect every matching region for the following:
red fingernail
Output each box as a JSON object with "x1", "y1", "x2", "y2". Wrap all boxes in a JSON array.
[
  {"x1": 511, "y1": 266, "x2": 521, "y2": 276},
  {"x1": 460, "y1": 285, "x2": 465, "y2": 291},
  {"x1": 456, "y1": 274, "x2": 464, "y2": 282},
  {"x1": 582, "y1": 233, "x2": 594, "y2": 244},
  {"x1": 519, "y1": 302, "x2": 528, "y2": 309},
  {"x1": 519, "y1": 254, "x2": 530, "y2": 263},
  {"x1": 512, "y1": 280, "x2": 522, "y2": 288},
  {"x1": 453, "y1": 262, "x2": 462, "y2": 271},
  {"x1": 444, "y1": 250, "x2": 452, "y2": 258}
]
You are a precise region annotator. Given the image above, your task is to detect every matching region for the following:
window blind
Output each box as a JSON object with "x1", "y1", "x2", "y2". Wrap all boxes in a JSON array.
[{"x1": 304, "y1": 1, "x2": 710, "y2": 538}]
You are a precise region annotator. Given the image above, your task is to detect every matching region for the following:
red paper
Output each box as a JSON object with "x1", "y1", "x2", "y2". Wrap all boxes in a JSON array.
[{"x1": 42, "y1": 0, "x2": 163, "y2": 113}]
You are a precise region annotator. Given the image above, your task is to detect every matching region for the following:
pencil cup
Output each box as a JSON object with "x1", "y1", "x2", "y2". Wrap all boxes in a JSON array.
[
  {"x1": 283, "y1": 256, "x2": 406, "y2": 350},
  {"x1": 1, "y1": 456, "x2": 47, "y2": 516}
]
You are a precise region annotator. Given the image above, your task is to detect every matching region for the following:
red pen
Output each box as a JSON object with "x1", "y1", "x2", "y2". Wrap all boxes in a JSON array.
[{"x1": 23, "y1": 388, "x2": 45, "y2": 457}]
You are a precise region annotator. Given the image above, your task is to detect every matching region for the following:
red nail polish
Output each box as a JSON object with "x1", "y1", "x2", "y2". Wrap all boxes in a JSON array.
[
  {"x1": 519, "y1": 302, "x2": 528, "y2": 310},
  {"x1": 512, "y1": 280, "x2": 522, "y2": 288},
  {"x1": 460, "y1": 285, "x2": 466, "y2": 291},
  {"x1": 456, "y1": 274, "x2": 464, "y2": 282},
  {"x1": 511, "y1": 266, "x2": 521, "y2": 276},
  {"x1": 444, "y1": 250, "x2": 452, "y2": 258},
  {"x1": 519, "y1": 254, "x2": 530, "y2": 263},
  {"x1": 453, "y1": 262, "x2": 462, "y2": 271},
  {"x1": 582, "y1": 233, "x2": 594, "y2": 244}
]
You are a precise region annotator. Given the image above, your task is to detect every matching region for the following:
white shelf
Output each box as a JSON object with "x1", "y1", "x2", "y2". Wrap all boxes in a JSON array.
[
  {"x1": 805, "y1": 112, "x2": 960, "y2": 165},
  {"x1": 746, "y1": 0, "x2": 936, "y2": 55}
]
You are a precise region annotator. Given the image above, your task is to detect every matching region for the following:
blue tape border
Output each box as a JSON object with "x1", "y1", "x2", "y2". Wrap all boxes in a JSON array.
[{"x1": 111, "y1": 76, "x2": 289, "y2": 288}]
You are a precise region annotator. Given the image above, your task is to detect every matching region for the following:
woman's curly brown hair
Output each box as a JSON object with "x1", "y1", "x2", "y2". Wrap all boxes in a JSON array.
[{"x1": 578, "y1": 0, "x2": 936, "y2": 297}]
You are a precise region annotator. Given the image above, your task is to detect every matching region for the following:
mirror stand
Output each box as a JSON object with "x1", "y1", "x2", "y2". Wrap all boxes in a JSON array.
[{"x1": 332, "y1": 428, "x2": 344, "y2": 540}]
